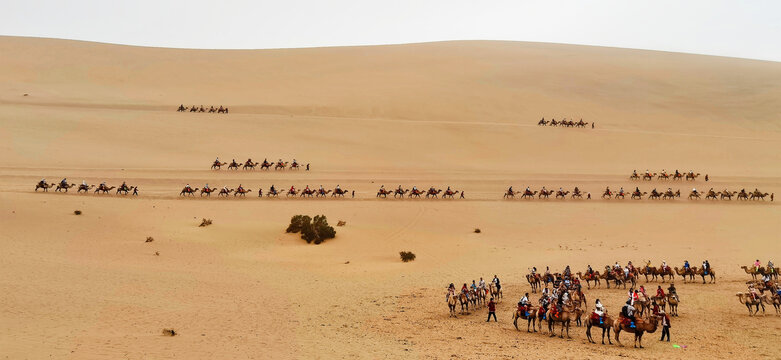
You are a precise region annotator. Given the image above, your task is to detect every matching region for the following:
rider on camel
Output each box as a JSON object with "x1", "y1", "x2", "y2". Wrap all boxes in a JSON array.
[
  {"x1": 237, "y1": 184, "x2": 244, "y2": 193},
  {"x1": 768, "y1": 260, "x2": 775, "y2": 274},
  {"x1": 492, "y1": 275, "x2": 501, "y2": 292},
  {"x1": 667, "y1": 283, "x2": 677, "y2": 300},
  {"x1": 60, "y1": 178, "x2": 68, "y2": 187},
  {"x1": 594, "y1": 299, "x2": 606, "y2": 324},
  {"x1": 290, "y1": 185, "x2": 296, "y2": 193},
  {"x1": 185, "y1": 183, "x2": 192, "y2": 192},
  {"x1": 621, "y1": 300, "x2": 636, "y2": 328},
  {"x1": 661, "y1": 260, "x2": 668, "y2": 272},
  {"x1": 701, "y1": 260, "x2": 709, "y2": 275},
  {"x1": 684, "y1": 260, "x2": 690, "y2": 271}
]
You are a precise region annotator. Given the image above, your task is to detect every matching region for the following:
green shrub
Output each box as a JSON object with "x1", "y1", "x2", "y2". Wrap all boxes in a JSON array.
[
  {"x1": 287, "y1": 214, "x2": 336, "y2": 244},
  {"x1": 399, "y1": 251, "x2": 416, "y2": 262}
]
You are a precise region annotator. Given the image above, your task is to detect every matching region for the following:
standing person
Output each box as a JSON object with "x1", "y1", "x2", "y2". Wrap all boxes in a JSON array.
[
  {"x1": 487, "y1": 298, "x2": 497, "y2": 322},
  {"x1": 460, "y1": 191, "x2": 465, "y2": 199},
  {"x1": 351, "y1": 190, "x2": 355, "y2": 198},
  {"x1": 659, "y1": 310, "x2": 671, "y2": 342},
  {"x1": 306, "y1": 163, "x2": 310, "y2": 171}
]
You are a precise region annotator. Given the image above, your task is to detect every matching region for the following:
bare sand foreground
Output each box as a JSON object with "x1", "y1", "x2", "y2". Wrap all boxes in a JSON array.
[{"x1": 1, "y1": 36, "x2": 781, "y2": 359}]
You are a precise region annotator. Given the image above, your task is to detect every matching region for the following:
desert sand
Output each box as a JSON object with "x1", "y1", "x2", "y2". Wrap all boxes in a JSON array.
[{"x1": 1, "y1": 36, "x2": 780, "y2": 359}]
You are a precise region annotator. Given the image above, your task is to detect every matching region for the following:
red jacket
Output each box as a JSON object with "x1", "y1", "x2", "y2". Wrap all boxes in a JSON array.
[{"x1": 488, "y1": 301, "x2": 496, "y2": 312}]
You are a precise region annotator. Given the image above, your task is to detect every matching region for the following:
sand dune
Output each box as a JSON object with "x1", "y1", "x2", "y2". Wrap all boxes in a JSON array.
[{"x1": 0, "y1": 36, "x2": 780, "y2": 359}]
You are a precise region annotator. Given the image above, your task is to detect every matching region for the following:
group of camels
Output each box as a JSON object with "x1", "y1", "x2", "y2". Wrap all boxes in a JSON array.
[
  {"x1": 690, "y1": 188, "x2": 774, "y2": 201},
  {"x1": 377, "y1": 187, "x2": 462, "y2": 199},
  {"x1": 503, "y1": 186, "x2": 773, "y2": 201},
  {"x1": 537, "y1": 118, "x2": 592, "y2": 128},
  {"x1": 35, "y1": 181, "x2": 137, "y2": 195},
  {"x1": 738, "y1": 264, "x2": 781, "y2": 316},
  {"x1": 212, "y1": 159, "x2": 304, "y2": 171},
  {"x1": 177, "y1": 105, "x2": 229, "y2": 113},
  {"x1": 447, "y1": 282, "x2": 503, "y2": 317},
  {"x1": 180, "y1": 185, "x2": 350, "y2": 198},
  {"x1": 630, "y1": 170, "x2": 702, "y2": 181}
]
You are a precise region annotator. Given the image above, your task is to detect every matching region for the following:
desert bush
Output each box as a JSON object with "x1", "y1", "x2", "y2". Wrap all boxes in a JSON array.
[
  {"x1": 399, "y1": 251, "x2": 416, "y2": 262},
  {"x1": 287, "y1": 214, "x2": 336, "y2": 244},
  {"x1": 74, "y1": 210, "x2": 82, "y2": 215},
  {"x1": 474, "y1": 228, "x2": 481, "y2": 233},
  {"x1": 199, "y1": 218, "x2": 212, "y2": 227},
  {"x1": 161, "y1": 328, "x2": 177, "y2": 336},
  {"x1": 337, "y1": 220, "x2": 346, "y2": 227},
  {"x1": 145, "y1": 236, "x2": 154, "y2": 243}
]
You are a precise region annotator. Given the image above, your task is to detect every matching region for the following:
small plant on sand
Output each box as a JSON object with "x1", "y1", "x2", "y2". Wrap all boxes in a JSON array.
[
  {"x1": 474, "y1": 228, "x2": 481, "y2": 233},
  {"x1": 337, "y1": 220, "x2": 346, "y2": 227},
  {"x1": 74, "y1": 210, "x2": 82, "y2": 215},
  {"x1": 399, "y1": 251, "x2": 416, "y2": 262},
  {"x1": 199, "y1": 218, "x2": 212, "y2": 227},
  {"x1": 162, "y1": 328, "x2": 177, "y2": 336},
  {"x1": 145, "y1": 236, "x2": 154, "y2": 243},
  {"x1": 286, "y1": 214, "x2": 336, "y2": 244}
]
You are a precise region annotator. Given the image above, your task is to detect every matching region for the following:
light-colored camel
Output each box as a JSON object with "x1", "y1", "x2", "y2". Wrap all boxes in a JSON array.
[
  {"x1": 576, "y1": 271, "x2": 601, "y2": 289},
  {"x1": 695, "y1": 266, "x2": 716, "y2": 284},
  {"x1": 613, "y1": 314, "x2": 660, "y2": 348},
  {"x1": 546, "y1": 305, "x2": 574, "y2": 338},
  {"x1": 513, "y1": 305, "x2": 539, "y2": 332},
  {"x1": 736, "y1": 292, "x2": 765, "y2": 316}
]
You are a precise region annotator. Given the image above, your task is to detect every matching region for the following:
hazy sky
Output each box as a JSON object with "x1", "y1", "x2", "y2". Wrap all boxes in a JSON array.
[{"x1": 2, "y1": 0, "x2": 779, "y2": 61}]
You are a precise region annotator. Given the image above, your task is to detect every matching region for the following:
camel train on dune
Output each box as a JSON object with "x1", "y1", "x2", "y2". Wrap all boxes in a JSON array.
[
  {"x1": 537, "y1": 117, "x2": 592, "y2": 128},
  {"x1": 177, "y1": 104, "x2": 229, "y2": 113},
  {"x1": 211, "y1": 159, "x2": 304, "y2": 171},
  {"x1": 35, "y1": 180, "x2": 137, "y2": 195}
]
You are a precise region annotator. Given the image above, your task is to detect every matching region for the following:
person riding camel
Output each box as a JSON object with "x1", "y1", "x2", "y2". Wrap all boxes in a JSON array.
[
  {"x1": 237, "y1": 184, "x2": 244, "y2": 192},
  {"x1": 461, "y1": 283, "x2": 470, "y2": 300},
  {"x1": 121, "y1": 181, "x2": 127, "y2": 190},
  {"x1": 692, "y1": 187, "x2": 698, "y2": 195},
  {"x1": 447, "y1": 283, "x2": 456, "y2": 298},
  {"x1": 290, "y1": 185, "x2": 296, "y2": 193},
  {"x1": 269, "y1": 185, "x2": 276, "y2": 193},
  {"x1": 661, "y1": 260, "x2": 668, "y2": 272},
  {"x1": 633, "y1": 170, "x2": 637, "y2": 177},
  {"x1": 564, "y1": 265, "x2": 571, "y2": 278},
  {"x1": 684, "y1": 260, "x2": 690, "y2": 271},
  {"x1": 701, "y1": 260, "x2": 709, "y2": 275},
  {"x1": 39, "y1": 178, "x2": 47, "y2": 187},
  {"x1": 646, "y1": 260, "x2": 652, "y2": 272},
  {"x1": 478, "y1": 277, "x2": 486, "y2": 292},
  {"x1": 492, "y1": 275, "x2": 501, "y2": 292},
  {"x1": 754, "y1": 259, "x2": 762, "y2": 272},
  {"x1": 526, "y1": 186, "x2": 531, "y2": 193},
  {"x1": 470, "y1": 280, "x2": 478, "y2": 293},
  {"x1": 594, "y1": 299, "x2": 606, "y2": 324},
  {"x1": 519, "y1": 293, "x2": 530, "y2": 315},
  {"x1": 635, "y1": 186, "x2": 640, "y2": 194},
  {"x1": 749, "y1": 283, "x2": 759, "y2": 301},
  {"x1": 657, "y1": 285, "x2": 665, "y2": 299},
  {"x1": 185, "y1": 183, "x2": 192, "y2": 192},
  {"x1": 675, "y1": 169, "x2": 680, "y2": 176},
  {"x1": 60, "y1": 178, "x2": 68, "y2": 187},
  {"x1": 768, "y1": 260, "x2": 775, "y2": 274},
  {"x1": 619, "y1": 187, "x2": 624, "y2": 195},
  {"x1": 614, "y1": 262, "x2": 621, "y2": 272},
  {"x1": 627, "y1": 261, "x2": 635, "y2": 272},
  {"x1": 82, "y1": 180, "x2": 88, "y2": 187},
  {"x1": 639, "y1": 285, "x2": 647, "y2": 298},
  {"x1": 412, "y1": 186, "x2": 418, "y2": 193},
  {"x1": 667, "y1": 283, "x2": 678, "y2": 300},
  {"x1": 621, "y1": 300, "x2": 637, "y2": 328}
]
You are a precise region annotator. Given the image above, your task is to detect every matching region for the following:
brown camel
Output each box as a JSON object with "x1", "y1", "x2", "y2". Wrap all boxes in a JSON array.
[
  {"x1": 489, "y1": 283, "x2": 502, "y2": 300},
  {"x1": 526, "y1": 273, "x2": 541, "y2": 293},
  {"x1": 576, "y1": 271, "x2": 601, "y2": 289},
  {"x1": 666, "y1": 294, "x2": 679, "y2": 316},
  {"x1": 720, "y1": 191, "x2": 737, "y2": 200},
  {"x1": 613, "y1": 314, "x2": 659, "y2": 348},
  {"x1": 377, "y1": 188, "x2": 393, "y2": 198},
  {"x1": 546, "y1": 305, "x2": 574, "y2": 338},
  {"x1": 55, "y1": 183, "x2": 76, "y2": 192},
  {"x1": 686, "y1": 172, "x2": 700, "y2": 181},
  {"x1": 503, "y1": 188, "x2": 518, "y2": 199},
  {"x1": 218, "y1": 188, "x2": 234, "y2": 197},
  {"x1": 35, "y1": 182, "x2": 55, "y2": 192},
  {"x1": 674, "y1": 267, "x2": 695, "y2": 283},
  {"x1": 520, "y1": 190, "x2": 538, "y2": 199},
  {"x1": 211, "y1": 161, "x2": 227, "y2": 170},
  {"x1": 77, "y1": 184, "x2": 95, "y2": 193},
  {"x1": 695, "y1": 266, "x2": 716, "y2": 284},
  {"x1": 200, "y1": 187, "x2": 216, "y2": 196},
  {"x1": 586, "y1": 313, "x2": 614, "y2": 344},
  {"x1": 736, "y1": 292, "x2": 765, "y2": 316},
  {"x1": 513, "y1": 305, "x2": 539, "y2": 332},
  {"x1": 180, "y1": 187, "x2": 199, "y2": 196},
  {"x1": 447, "y1": 293, "x2": 458, "y2": 317},
  {"x1": 555, "y1": 190, "x2": 569, "y2": 199},
  {"x1": 94, "y1": 185, "x2": 116, "y2": 194}
]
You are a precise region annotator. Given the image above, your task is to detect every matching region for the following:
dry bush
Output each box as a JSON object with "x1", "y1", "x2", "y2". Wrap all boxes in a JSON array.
[
  {"x1": 287, "y1": 215, "x2": 336, "y2": 244},
  {"x1": 162, "y1": 328, "x2": 177, "y2": 336},
  {"x1": 145, "y1": 237, "x2": 154, "y2": 243},
  {"x1": 399, "y1": 251, "x2": 416, "y2": 262},
  {"x1": 337, "y1": 220, "x2": 346, "y2": 227},
  {"x1": 474, "y1": 228, "x2": 481, "y2": 233},
  {"x1": 74, "y1": 210, "x2": 82, "y2": 215},
  {"x1": 199, "y1": 218, "x2": 212, "y2": 227}
]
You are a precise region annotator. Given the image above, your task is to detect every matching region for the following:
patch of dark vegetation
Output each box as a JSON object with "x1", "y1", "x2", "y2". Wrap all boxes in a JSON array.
[
  {"x1": 146, "y1": 236, "x2": 154, "y2": 243},
  {"x1": 474, "y1": 228, "x2": 481, "y2": 233},
  {"x1": 399, "y1": 251, "x2": 416, "y2": 262},
  {"x1": 74, "y1": 210, "x2": 82, "y2": 215},
  {"x1": 162, "y1": 328, "x2": 176, "y2": 336},
  {"x1": 286, "y1": 215, "x2": 336, "y2": 244},
  {"x1": 199, "y1": 218, "x2": 212, "y2": 227}
]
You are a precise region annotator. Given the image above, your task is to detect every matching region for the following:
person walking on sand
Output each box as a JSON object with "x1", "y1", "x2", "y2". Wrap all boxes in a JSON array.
[
  {"x1": 460, "y1": 191, "x2": 465, "y2": 199},
  {"x1": 659, "y1": 310, "x2": 671, "y2": 342},
  {"x1": 306, "y1": 163, "x2": 310, "y2": 171},
  {"x1": 487, "y1": 298, "x2": 497, "y2": 322}
]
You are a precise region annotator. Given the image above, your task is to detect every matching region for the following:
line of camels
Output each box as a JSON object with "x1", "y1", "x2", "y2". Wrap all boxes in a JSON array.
[
  {"x1": 503, "y1": 186, "x2": 774, "y2": 201},
  {"x1": 35, "y1": 181, "x2": 137, "y2": 195},
  {"x1": 376, "y1": 187, "x2": 463, "y2": 199},
  {"x1": 537, "y1": 118, "x2": 593, "y2": 128},
  {"x1": 738, "y1": 264, "x2": 780, "y2": 316},
  {"x1": 630, "y1": 170, "x2": 704, "y2": 181},
  {"x1": 212, "y1": 159, "x2": 304, "y2": 171},
  {"x1": 179, "y1": 185, "x2": 350, "y2": 198},
  {"x1": 177, "y1": 105, "x2": 229, "y2": 113}
]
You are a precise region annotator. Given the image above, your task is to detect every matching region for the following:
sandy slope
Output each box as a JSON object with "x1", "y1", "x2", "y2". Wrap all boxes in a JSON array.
[{"x1": 0, "y1": 36, "x2": 780, "y2": 359}]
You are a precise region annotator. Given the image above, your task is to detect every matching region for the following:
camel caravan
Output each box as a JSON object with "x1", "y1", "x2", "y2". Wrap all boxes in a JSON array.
[
  {"x1": 177, "y1": 104, "x2": 229, "y2": 113},
  {"x1": 537, "y1": 117, "x2": 593, "y2": 129},
  {"x1": 35, "y1": 179, "x2": 138, "y2": 196},
  {"x1": 630, "y1": 169, "x2": 706, "y2": 182},
  {"x1": 739, "y1": 260, "x2": 781, "y2": 316},
  {"x1": 211, "y1": 158, "x2": 307, "y2": 171},
  {"x1": 503, "y1": 185, "x2": 773, "y2": 202},
  {"x1": 180, "y1": 184, "x2": 351, "y2": 198},
  {"x1": 446, "y1": 276, "x2": 503, "y2": 317},
  {"x1": 509, "y1": 263, "x2": 678, "y2": 347},
  {"x1": 377, "y1": 186, "x2": 464, "y2": 199}
]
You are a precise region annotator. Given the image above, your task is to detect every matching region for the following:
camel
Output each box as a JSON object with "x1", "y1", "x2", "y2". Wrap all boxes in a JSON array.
[
  {"x1": 377, "y1": 188, "x2": 393, "y2": 198},
  {"x1": 425, "y1": 189, "x2": 442, "y2": 198},
  {"x1": 705, "y1": 189, "x2": 719, "y2": 200},
  {"x1": 586, "y1": 313, "x2": 614, "y2": 344},
  {"x1": 513, "y1": 305, "x2": 539, "y2": 332},
  {"x1": 571, "y1": 188, "x2": 584, "y2": 199},
  {"x1": 688, "y1": 191, "x2": 701, "y2": 200},
  {"x1": 639, "y1": 266, "x2": 658, "y2": 282},
  {"x1": 657, "y1": 172, "x2": 671, "y2": 180},
  {"x1": 613, "y1": 315, "x2": 659, "y2": 348},
  {"x1": 55, "y1": 183, "x2": 76, "y2": 192},
  {"x1": 227, "y1": 161, "x2": 241, "y2": 170},
  {"x1": 576, "y1": 271, "x2": 601, "y2": 289},
  {"x1": 116, "y1": 184, "x2": 133, "y2": 195},
  {"x1": 575, "y1": 120, "x2": 589, "y2": 128},
  {"x1": 656, "y1": 266, "x2": 674, "y2": 283},
  {"x1": 720, "y1": 191, "x2": 737, "y2": 200},
  {"x1": 189, "y1": 106, "x2": 197, "y2": 112},
  {"x1": 234, "y1": 188, "x2": 252, "y2": 197},
  {"x1": 736, "y1": 292, "x2": 765, "y2": 316},
  {"x1": 180, "y1": 186, "x2": 199, "y2": 196},
  {"x1": 300, "y1": 188, "x2": 316, "y2": 198},
  {"x1": 447, "y1": 293, "x2": 458, "y2": 317},
  {"x1": 503, "y1": 188, "x2": 518, "y2": 199},
  {"x1": 663, "y1": 190, "x2": 680, "y2": 200},
  {"x1": 218, "y1": 188, "x2": 234, "y2": 197},
  {"x1": 35, "y1": 182, "x2": 55, "y2": 192},
  {"x1": 290, "y1": 162, "x2": 300, "y2": 170},
  {"x1": 614, "y1": 191, "x2": 626, "y2": 199},
  {"x1": 177, "y1": 104, "x2": 187, "y2": 112},
  {"x1": 555, "y1": 190, "x2": 569, "y2": 199},
  {"x1": 259, "y1": 160, "x2": 272, "y2": 170},
  {"x1": 275, "y1": 161, "x2": 288, "y2": 170},
  {"x1": 94, "y1": 185, "x2": 116, "y2": 194},
  {"x1": 666, "y1": 294, "x2": 679, "y2": 316},
  {"x1": 674, "y1": 267, "x2": 695, "y2": 283},
  {"x1": 442, "y1": 189, "x2": 460, "y2": 199},
  {"x1": 266, "y1": 188, "x2": 282, "y2": 197},
  {"x1": 546, "y1": 304, "x2": 574, "y2": 338},
  {"x1": 686, "y1": 172, "x2": 700, "y2": 181},
  {"x1": 672, "y1": 172, "x2": 684, "y2": 181},
  {"x1": 526, "y1": 273, "x2": 541, "y2": 293},
  {"x1": 393, "y1": 188, "x2": 409, "y2": 198},
  {"x1": 77, "y1": 184, "x2": 95, "y2": 193},
  {"x1": 695, "y1": 266, "x2": 716, "y2": 284},
  {"x1": 520, "y1": 190, "x2": 537, "y2": 199},
  {"x1": 601, "y1": 189, "x2": 613, "y2": 199},
  {"x1": 648, "y1": 189, "x2": 662, "y2": 200},
  {"x1": 286, "y1": 189, "x2": 299, "y2": 197},
  {"x1": 211, "y1": 161, "x2": 227, "y2": 170},
  {"x1": 200, "y1": 187, "x2": 216, "y2": 197},
  {"x1": 629, "y1": 173, "x2": 640, "y2": 180},
  {"x1": 741, "y1": 265, "x2": 761, "y2": 280},
  {"x1": 537, "y1": 118, "x2": 549, "y2": 126},
  {"x1": 243, "y1": 161, "x2": 258, "y2": 170},
  {"x1": 316, "y1": 189, "x2": 331, "y2": 197},
  {"x1": 408, "y1": 189, "x2": 425, "y2": 198},
  {"x1": 642, "y1": 173, "x2": 656, "y2": 181},
  {"x1": 331, "y1": 188, "x2": 349, "y2": 197},
  {"x1": 750, "y1": 192, "x2": 770, "y2": 201},
  {"x1": 538, "y1": 189, "x2": 554, "y2": 199},
  {"x1": 630, "y1": 191, "x2": 647, "y2": 200},
  {"x1": 489, "y1": 283, "x2": 502, "y2": 300},
  {"x1": 549, "y1": 119, "x2": 559, "y2": 127}
]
